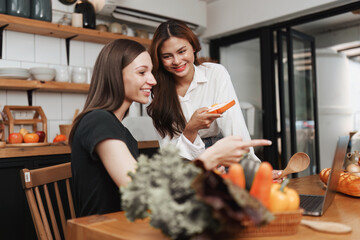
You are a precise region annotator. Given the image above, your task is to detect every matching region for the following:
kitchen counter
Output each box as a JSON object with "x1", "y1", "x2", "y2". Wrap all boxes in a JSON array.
[{"x1": 0, "y1": 141, "x2": 159, "y2": 158}]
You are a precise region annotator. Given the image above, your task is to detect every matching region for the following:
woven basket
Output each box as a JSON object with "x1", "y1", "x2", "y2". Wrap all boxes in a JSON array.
[
  {"x1": 59, "y1": 124, "x2": 72, "y2": 139},
  {"x1": 237, "y1": 209, "x2": 303, "y2": 237}
]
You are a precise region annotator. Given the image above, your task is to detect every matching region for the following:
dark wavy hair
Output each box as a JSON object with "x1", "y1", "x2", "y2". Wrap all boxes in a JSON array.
[
  {"x1": 69, "y1": 39, "x2": 146, "y2": 145},
  {"x1": 147, "y1": 19, "x2": 201, "y2": 138}
]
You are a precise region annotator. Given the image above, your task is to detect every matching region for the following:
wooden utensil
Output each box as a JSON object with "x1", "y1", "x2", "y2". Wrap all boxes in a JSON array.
[
  {"x1": 301, "y1": 219, "x2": 352, "y2": 233},
  {"x1": 279, "y1": 152, "x2": 310, "y2": 178}
]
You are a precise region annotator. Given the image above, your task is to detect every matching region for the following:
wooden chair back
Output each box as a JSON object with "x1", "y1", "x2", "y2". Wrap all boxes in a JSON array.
[{"x1": 20, "y1": 162, "x2": 76, "y2": 240}]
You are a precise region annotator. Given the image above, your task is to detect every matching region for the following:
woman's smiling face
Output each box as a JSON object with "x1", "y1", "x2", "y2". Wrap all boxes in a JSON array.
[
  {"x1": 160, "y1": 37, "x2": 195, "y2": 81},
  {"x1": 122, "y1": 51, "x2": 156, "y2": 105}
]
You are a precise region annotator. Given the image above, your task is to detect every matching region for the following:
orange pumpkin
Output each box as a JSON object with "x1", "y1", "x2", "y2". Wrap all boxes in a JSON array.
[
  {"x1": 24, "y1": 133, "x2": 40, "y2": 143},
  {"x1": 53, "y1": 134, "x2": 67, "y2": 143}
]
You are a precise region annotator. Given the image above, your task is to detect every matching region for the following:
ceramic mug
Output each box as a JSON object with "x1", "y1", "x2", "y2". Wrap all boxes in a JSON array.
[
  {"x1": 86, "y1": 67, "x2": 93, "y2": 84},
  {"x1": 71, "y1": 66, "x2": 87, "y2": 84},
  {"x1": 135, "y1": 29, "x2": 149, "y2": 39},
  {"x1": 127, "y1": 26, "x2": 135, "y2": 37},
  {"x1": 72, "y1": 13, "x2": 83, "y2": 27},
  {"x1": 55, "y1": 67, "x2": 69, "y2": 82},
  {"x1": 96, "y1": 24, "x2": 108, "y2": 32},
  {"x1": 109, "y1": 22, "x2": 123, "y2": 34}
]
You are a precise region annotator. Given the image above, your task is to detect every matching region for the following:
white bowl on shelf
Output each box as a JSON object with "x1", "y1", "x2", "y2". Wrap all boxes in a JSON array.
[{"x1": 30, "y1": 67, "x2": 56, "y2": 81}]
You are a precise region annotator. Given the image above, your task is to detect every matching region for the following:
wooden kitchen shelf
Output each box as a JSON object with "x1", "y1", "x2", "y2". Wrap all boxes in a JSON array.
[
  {"x1": 0, "y1": 79, "x2": 89, "y2": 93},
  {"x1": 0, "y1": 14, "x2": 151, "y2": 47}
]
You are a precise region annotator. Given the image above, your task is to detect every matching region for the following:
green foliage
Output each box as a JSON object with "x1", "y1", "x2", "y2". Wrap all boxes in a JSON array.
[{"x1": 120, "y1": 145, "x2": 217, "y2": 239}]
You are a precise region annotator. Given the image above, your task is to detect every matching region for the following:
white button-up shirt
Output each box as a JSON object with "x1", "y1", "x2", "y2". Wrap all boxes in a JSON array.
[{"x1": 157, "y1": 63, "x2": 259, "y2": 161}]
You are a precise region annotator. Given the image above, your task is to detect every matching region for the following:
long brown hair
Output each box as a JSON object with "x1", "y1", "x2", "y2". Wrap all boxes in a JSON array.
[
  {"x1": 69, "y1": 39, "x2": 146, "y2": 145},
  {"x1": 147, "y1": 20, "x2": 201, "y2": 138}
]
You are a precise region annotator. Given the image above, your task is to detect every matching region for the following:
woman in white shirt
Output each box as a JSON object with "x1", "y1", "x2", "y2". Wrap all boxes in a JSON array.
[{"x1": 147, "y1": 20, "x2": 259, "y2": 162}]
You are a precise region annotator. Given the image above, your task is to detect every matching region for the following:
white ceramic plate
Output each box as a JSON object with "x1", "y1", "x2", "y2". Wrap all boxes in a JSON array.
[
  {"x1": 0, "y1": 67, "x2": 29, "y2": 73},
  {"x1": 0, "y1": 73, "x2": 31, "y2": 79}
]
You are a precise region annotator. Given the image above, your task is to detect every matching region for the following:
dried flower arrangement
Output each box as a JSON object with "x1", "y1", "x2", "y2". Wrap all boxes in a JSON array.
[{"x1": 120, "y1": 145, "x2": 273, "y2": 240}]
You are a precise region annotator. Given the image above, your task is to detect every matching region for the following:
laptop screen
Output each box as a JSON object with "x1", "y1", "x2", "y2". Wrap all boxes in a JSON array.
[{"x1": 322, "y1": 135, "x2": 350, "y2": 212}]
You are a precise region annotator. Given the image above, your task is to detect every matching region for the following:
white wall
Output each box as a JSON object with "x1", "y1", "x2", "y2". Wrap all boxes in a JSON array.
[
  {"x1": 203, "y1": 0, "x2": 358, "y2": 38},
  {"x1": 348, "y1": 60, "x2": 360, "y2": 130},
  {"x1": 220, "y1": 39, "x2": 263, "y2": 139},
  {"x1": 316, "y1": 49, "x2": 353, "y2": 168},
  {"x1": 315, "y1": 24, "x2": 360, "y2": 49},
  {"x1": 220, "y1": 39, "x2": 262, "y2": 108},
  {"x1": 0, "y1": 1, "x2": 103, "y2": 142}
]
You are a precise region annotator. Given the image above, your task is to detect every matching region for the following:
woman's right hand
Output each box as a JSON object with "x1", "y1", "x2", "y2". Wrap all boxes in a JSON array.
[
  {"x1": 183, "y1": 107, "x2": 221, "y2": 142},
  {"x1": 197, "y1": 136, "x2": 272, "y2": 170}
]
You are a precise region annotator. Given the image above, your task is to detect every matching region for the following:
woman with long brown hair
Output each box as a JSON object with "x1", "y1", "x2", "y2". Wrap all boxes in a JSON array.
[
  {"x1": 69, "y1": 38, "x2": 272, "y2": 217},
  {"x1": 147, "y1": 20, "x2": 259, "y2": 162}
]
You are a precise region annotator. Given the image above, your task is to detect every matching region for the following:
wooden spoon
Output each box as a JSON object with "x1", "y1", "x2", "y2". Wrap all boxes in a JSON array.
[
  {"x1": 301, "y1": 219, "x2": 352, "y2": 233},
  {"x1": 279, "y1": 152, "x2": 310, "y2": 178}
]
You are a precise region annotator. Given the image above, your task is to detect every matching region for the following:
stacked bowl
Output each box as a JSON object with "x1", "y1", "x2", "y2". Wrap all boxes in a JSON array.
[{"x1": 30, "y1": 67, "x2": 56, "y2": 81}]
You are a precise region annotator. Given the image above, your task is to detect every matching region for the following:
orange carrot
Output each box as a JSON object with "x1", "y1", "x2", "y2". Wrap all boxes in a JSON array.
[
  {"x1": 228, "y1": 163, "x2": 245, "y2": 188},
  {"x1": 249, "y1": 162, "x2": 273, "y2": 208},
  {"x1": 221, "y1": 173, "x2": 230, "y2": 179}
]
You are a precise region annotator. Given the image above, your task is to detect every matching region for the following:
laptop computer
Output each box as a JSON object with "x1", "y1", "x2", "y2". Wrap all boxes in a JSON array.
[{"x1": 299, "y1": 135, "x2": 350, "y2": 216}]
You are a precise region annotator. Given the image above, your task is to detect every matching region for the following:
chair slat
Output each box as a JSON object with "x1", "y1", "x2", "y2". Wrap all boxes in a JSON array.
[
  {"x1": 44, "y1": 184, "x2": 61, "y2": 240},
  {"x1": 66, "y1": 179, "x2": 76, "y2": 219},
  {"x1": 35, "y1": 186, "x2": 53, "y2": 240},
  {"x1": 54, "y1": 181, "x2": 67, "y2": 238},
  {"x1": 25, "y1": 188, "x2": 48, "y2": 240}
]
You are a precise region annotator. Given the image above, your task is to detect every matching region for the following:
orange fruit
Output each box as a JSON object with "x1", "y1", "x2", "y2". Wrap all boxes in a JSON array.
[
  {"x1": 8, "y1": 133, "x2": 24, "y2": 144},
  {"x1": 19, "y1": 128, "x2": 29, "y2": 137},
  {"x1": 24, "y1": 133, "x2": 40, "y2": 143},
  {"x1": 53, "y1": 134, "x2": 67, "y2": 143}
]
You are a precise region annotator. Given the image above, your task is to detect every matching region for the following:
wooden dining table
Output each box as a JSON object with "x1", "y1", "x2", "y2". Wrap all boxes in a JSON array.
[{"x1": 67, "y1": 175, "x2": 360, "y2": 240}]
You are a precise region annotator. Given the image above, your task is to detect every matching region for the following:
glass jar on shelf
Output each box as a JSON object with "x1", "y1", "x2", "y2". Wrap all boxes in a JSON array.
[
  {"x1": 6, "y1": 0, "x2": 30, "y2": 18},
  {"x1": 57, "y1": 13, "x2": 72, "y2": 26},
  {"x1": 30, "y1": 0, "x2": 52, "y2": 22}
]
